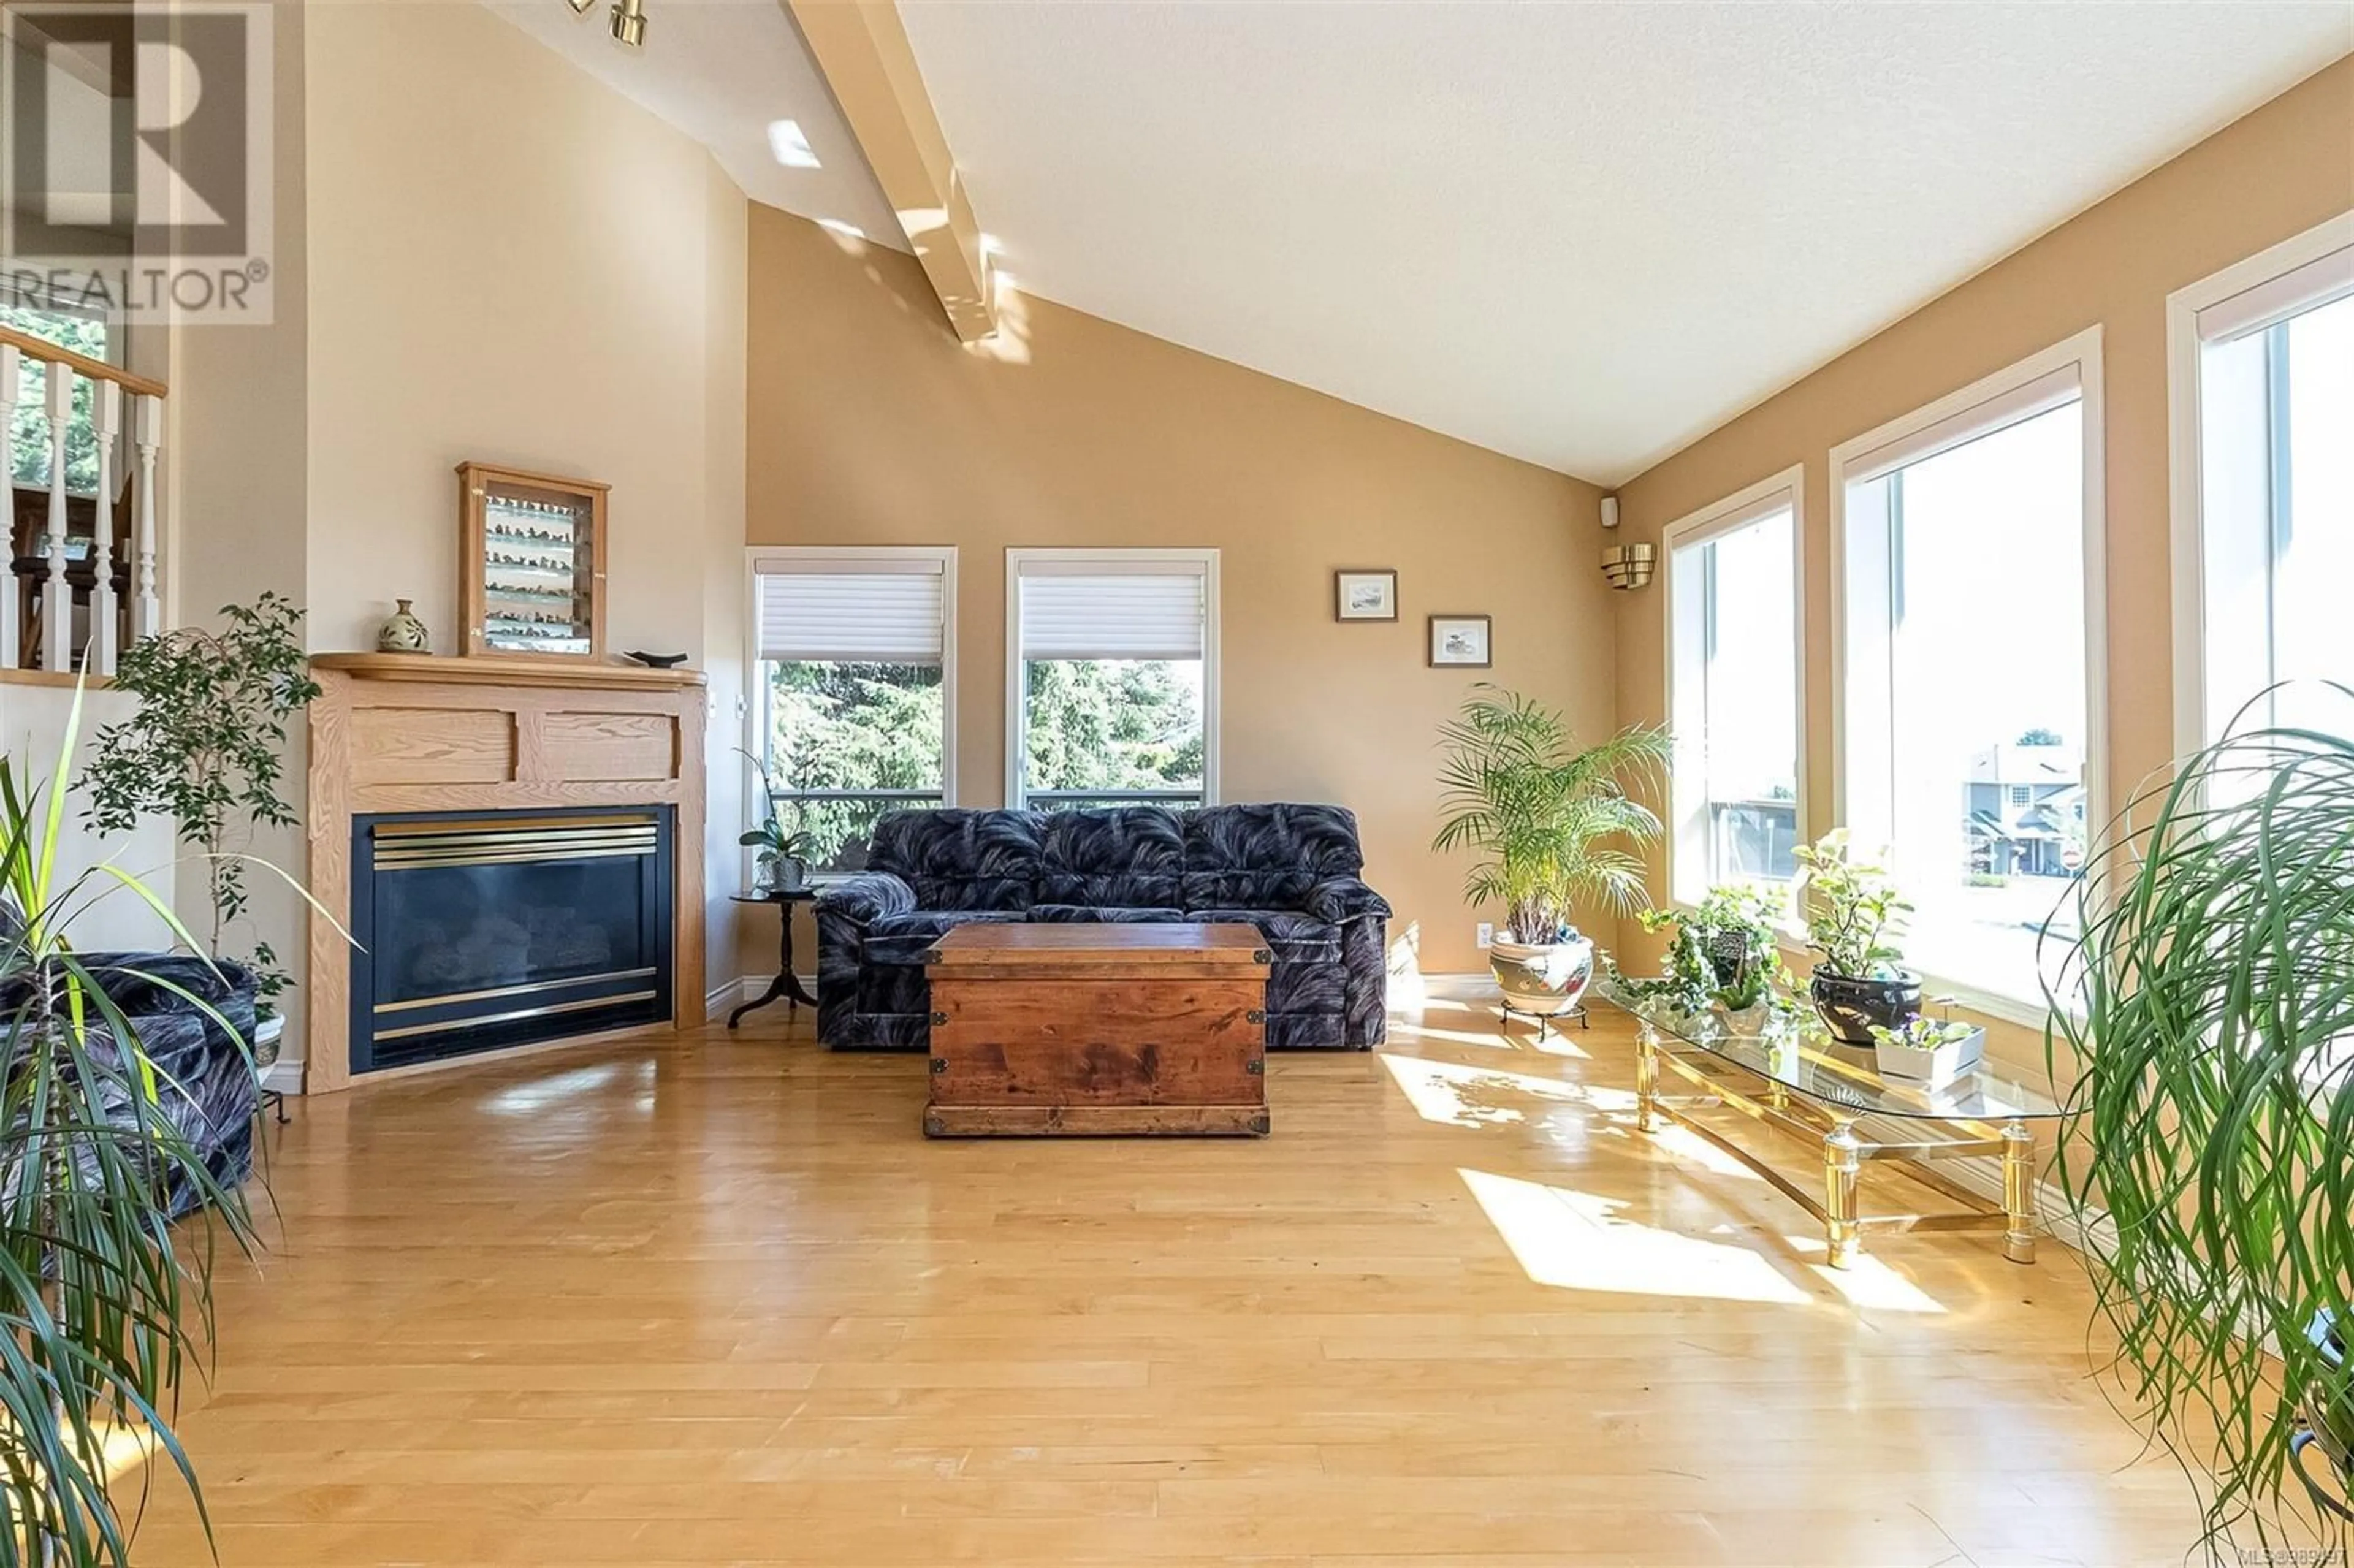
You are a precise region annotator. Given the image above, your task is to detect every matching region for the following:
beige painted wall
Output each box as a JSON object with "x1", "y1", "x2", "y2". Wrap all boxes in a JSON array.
[
  {"x1": 744, "y1": 203, "x2": 1621, "y2": 982},
  {"x1": 143, "y1": 2, "x2": 752, "y2": 1073},
  {"x1": 1609, "y1": 55, "x2": 2354, "y2": 1068}
]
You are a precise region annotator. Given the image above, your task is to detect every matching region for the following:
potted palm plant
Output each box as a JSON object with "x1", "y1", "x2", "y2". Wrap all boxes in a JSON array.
[
  {"x1": 2049, "y1": 693, "x2": 2353, "y2": 1550},
  {"x1": 1433, "y1": 686, "x2": 1668, "y2": 1021},
  {"x1": 1791, "y1": 829, "x2": 1921, "y2": 1046}
]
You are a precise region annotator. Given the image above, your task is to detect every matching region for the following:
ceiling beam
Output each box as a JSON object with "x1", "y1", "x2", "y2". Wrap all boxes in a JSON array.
[{"x1": 785, "y1": 0, "x2": 996, "y2": 343}]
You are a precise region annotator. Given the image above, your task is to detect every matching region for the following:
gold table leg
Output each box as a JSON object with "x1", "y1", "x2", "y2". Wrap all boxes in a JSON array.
[
  {"x1": 2002, "y1": 1119, "x2": 2038, "y2": 1265},
  {"x1": 1635, "y1": 1023, "x2": 1660, "y2": 1133},
  {"x1": 1823, "y1": 1119, "x2": 1862, "y2": 1269}
]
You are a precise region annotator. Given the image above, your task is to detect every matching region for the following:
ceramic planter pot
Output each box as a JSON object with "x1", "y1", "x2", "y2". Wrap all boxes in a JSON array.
[
  {"x1": 1490, "y1": 935, "x2": 1595, "y2": 1018},
  {"x1": 1810, "y1": 969, "x2": 1922, "y2": 1047},
  {"x1": 252, "y1": 1013, "x2": 286, "y2": 1070},
  {"x1": 1872, "y1": 1024, "x2": 1985, "y2": 1084},
  {"x1": 2298, "y1": 1310, "x2": 2353, "y2": 1514}
]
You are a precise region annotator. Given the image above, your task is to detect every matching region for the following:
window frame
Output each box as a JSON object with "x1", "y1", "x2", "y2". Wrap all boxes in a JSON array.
[
  {"x1": 1004, "y1": 546, "x2": 1221, "y2": 810},
  {"x1": 1659, "y1": 463, "x2": 1806, "y2": 908},
  {"x1": 740, "y1": 544, "x2": 959, "y2": 880},
  {"x1": 1827, "y1": 326, "x2": 2108, "y2": 1026},
  {"x1": 2166, "y1": 210, "x2": 2354, "y2": 755}
]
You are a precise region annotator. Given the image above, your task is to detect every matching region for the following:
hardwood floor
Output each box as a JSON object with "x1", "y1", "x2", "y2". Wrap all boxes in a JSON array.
[{"x1": 129, "y1": 993, "x2": 2199, "y2": 1566}]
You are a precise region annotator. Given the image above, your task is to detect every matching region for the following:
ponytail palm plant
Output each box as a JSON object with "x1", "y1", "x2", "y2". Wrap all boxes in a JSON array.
[
  {"x1": 1433, "y1": 685, "x2": 1669, "y2": 942},
  {"x1": 0, "y1": 685, "x2": 261, "y2": 1565},
  {"x1": 2047, "y1": 687, "x2": 2353, "y2": 1556}
]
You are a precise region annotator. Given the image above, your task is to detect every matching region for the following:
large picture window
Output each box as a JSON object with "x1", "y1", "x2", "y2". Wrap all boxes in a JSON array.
[
  {"x1": 748, "y1": 548, "x2": 955, "y2": 874},
  {"x1": 1664, "y1": 471, "x2": 1802, "y2": 904},
  {"x1": 1007, "y1": 549, "x2": 1218, "y2": 809},
  {"x1": 1835, "y1": 332, "x2": 2103, "y2": 1014},
  {"x1": 2171, "y1": 217, "x2": 2353, "y2": 747}
]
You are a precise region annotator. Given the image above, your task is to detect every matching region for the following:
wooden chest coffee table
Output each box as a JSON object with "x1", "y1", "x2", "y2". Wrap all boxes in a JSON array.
[{"x1": 921, "y1": 923, "x2": 1272, "y2": 1137}]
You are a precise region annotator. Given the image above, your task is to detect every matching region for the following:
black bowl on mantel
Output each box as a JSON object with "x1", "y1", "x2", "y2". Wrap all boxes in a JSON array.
[
  {"x1": 1808, "y1": 968, "x2": 1922, "y2": 1047},
  {"x1": 625, "y1": 650, "x2": 690, "y2": 669}
]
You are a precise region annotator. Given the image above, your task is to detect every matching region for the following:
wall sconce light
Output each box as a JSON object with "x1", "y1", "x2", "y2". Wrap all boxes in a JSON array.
[
  {"x1": 608, "y1": 0, "x2": 647, "y2": 47},
  {"x1": 565, "y1": 0, "x2": 593, "y2": 13},
  {"x1": 1601, "y1": 542, "x2": 1656, "y2": 590}
]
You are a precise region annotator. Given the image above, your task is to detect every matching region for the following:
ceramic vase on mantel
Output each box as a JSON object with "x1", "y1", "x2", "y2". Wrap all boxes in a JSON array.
[{"x1": 378, "y1": 599, "x2": 430, "y2": 653}]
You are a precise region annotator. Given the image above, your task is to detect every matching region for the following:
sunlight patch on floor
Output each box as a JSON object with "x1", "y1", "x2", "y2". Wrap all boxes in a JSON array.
[
  {"x1": 1377, "y1": 1051, "x2": 1594, "y2": 1128},
  {"x1": 1640, "y1": 1122, "x2": 1767, "y2": 1182},
  {"x1": 1460, "y1": 1168, "x2": 1811, "y2": 1305},
  {"x1": 1811, "y1": 1254, "x2": 1948, "y2": 1314}
]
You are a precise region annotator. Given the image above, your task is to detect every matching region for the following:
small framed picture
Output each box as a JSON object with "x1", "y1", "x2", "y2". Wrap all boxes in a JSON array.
[
  {"x1": 1335, "y1": 569, "x2": 1398, "y2": 622},
  {"x1": 1427, "y1": 614, "x2": 1491, "y2": 668}
]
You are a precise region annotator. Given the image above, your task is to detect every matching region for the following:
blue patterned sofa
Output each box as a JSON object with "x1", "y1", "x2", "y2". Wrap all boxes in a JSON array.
[{"x1": 815, "y1": 804, "x2": 1390, "y2": 1052}]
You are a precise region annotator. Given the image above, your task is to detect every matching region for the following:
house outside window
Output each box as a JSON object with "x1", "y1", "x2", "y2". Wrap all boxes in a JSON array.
[
  {"x1": 1834, "y1": 330, "x2": 2104, "y2": 1016},
  {"x1": 748, "y1": 547, "x2": 956, "y2": 875},
  {"x1": 1006, "y1": 549, "x2": 1219, "y2": 809},
  {"x1": 1663, "y1": 468, "x2": 1803, "y2": 905},
  {"x1": 2169, "y1": 215, "x2": 2353, "y2": 749}
]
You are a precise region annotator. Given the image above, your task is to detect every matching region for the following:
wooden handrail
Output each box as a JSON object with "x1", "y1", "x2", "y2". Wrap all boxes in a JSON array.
[{"x1": 0, "y1": 325, "x2": 167, "y2": 400}]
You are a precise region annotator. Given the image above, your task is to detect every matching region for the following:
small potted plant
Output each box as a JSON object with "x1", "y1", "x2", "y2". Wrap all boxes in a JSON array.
[
  {"x1": 1791, "y1": 829, "x2": 1921, "y2": 1046},
  {"x1": 1609, "y1": 885, "x2": 1796, "y2": 1032},
  {"x1": 1865, "y1": 1011, "x2": 1984, "y2": 1083},
  {"x1": 741, "y1": 804, "x2": 812, "y2": 893},
  {"x1": 1433, "y1": 687, "x2": 1669, "y2": 1022}
]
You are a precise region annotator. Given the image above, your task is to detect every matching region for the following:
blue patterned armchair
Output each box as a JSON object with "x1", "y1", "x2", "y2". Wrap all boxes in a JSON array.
[
  {"x1": 815, "y1": 803, "x2": 1390, "y2": 1052},
  {"x1": 0, "y1": 906, "x2": 262, "y2": 1220}
]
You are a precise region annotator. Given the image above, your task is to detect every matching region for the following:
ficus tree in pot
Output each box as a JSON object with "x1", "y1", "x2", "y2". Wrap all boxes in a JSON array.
[
  {"x1": 1433, "y1": 685, "x2": 1668, "y2": 1019},
  {"x1": 1791, "y1": 829, "x2": 1921, "y2": 1046},
  {"x1": 2047, "y1": 691, "x2": 2353, "y2": 1556},
  {"x1": 80, "y1": 594, "x2": 322, "y2": 1045}
]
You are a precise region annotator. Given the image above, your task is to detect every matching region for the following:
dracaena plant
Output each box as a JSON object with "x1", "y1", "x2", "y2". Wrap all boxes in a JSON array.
[
  {"x1": 2046, "y1": 686, "x2": 2354, "y2": 1558},
  {"x1": 79, "y1": 594, "x2": 321, "y2": 1013},
  {"x1": 1431, "y1": 685, "x2": 1668, "y2": 943},
  {"x1": 0, "y1": 683, "x2": 260, "y2": 1566}
]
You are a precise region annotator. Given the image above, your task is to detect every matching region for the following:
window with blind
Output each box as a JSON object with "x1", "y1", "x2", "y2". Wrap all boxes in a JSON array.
[
  {"x1": 748, "y1": 548, "x2": 954, "y2": 873},
  {"x1": 1007, "y1": 549, "x2": 1218, "y2": 809},
  {"x1": 2173, "y1": 219, "x2": 2353, "y2": 747},
  {"x1": 1664, "y1": 473, "x2": 1801, "y2": 904},
  {"x1": 1834, "y1": 332, "x2": 2102, "y2": 1014}
]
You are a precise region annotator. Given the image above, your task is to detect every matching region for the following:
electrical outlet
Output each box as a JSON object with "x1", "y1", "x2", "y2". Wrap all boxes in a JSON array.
[{"x1": 1475, "y1": 922, "x2": 1494, "y2": 950}]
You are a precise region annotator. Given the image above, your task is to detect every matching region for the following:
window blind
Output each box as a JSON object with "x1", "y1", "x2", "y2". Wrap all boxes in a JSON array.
[
  {"x1": 754, "y1": 560, "x2": 943, "y2": 663},
  {"x1": 1019, "y1": 569, "x2": 1204, "y2": 661}
]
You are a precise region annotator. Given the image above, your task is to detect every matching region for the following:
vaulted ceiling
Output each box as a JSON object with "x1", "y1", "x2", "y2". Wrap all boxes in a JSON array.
[{"x1": 490, "y1": 1, "x2": 2352, "y2": 484}]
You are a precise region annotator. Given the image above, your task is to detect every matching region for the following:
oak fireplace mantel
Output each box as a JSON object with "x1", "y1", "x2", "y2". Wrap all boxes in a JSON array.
[{"x1": 303, "y1": 653, "x2": 707, "y2": 1094}]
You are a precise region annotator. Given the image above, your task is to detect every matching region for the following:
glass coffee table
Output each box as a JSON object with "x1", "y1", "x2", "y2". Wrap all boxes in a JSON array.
[{"x1": 1602, "y1": 986, "x2": 2066, "y2": 1268}]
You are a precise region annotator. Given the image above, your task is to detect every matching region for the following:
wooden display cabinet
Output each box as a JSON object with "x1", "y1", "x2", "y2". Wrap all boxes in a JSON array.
[{"x1": 457, "y1": 462, "x2": 608, "y2": 662}]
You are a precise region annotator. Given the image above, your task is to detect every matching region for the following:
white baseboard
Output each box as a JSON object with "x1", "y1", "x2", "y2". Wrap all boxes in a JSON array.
[
  {"x1": 260, "y1": 1060, "x2": 303, "y2": 1095},
  {"x1": 707, "y1": 975, "x2": 815, "y2": 1011}
]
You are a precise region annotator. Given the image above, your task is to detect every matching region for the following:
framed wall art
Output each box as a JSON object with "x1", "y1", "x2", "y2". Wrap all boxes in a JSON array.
[
  {"x1": 1427, "y1": 614, "x2": 1491, "y2": 668},
  {"x1": 1335, "y1": 568, "x2": 1398, "y2": 622}
]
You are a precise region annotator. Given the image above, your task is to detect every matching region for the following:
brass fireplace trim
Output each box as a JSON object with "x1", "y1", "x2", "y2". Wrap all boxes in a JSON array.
[
  {"x1": 373, "y1": 989, "x2": 660, "y2": 1043},
  {"x1": 371, "y1": 815, "x2": 660, "y2": 872},
  {"x1": 373, "y1": 965, "x2": 661, "y2": 1016}
]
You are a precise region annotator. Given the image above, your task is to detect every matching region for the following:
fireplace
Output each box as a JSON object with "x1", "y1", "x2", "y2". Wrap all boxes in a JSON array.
[{"x1": 347, "y1": 807, "x2": 676, "y2": 1075}]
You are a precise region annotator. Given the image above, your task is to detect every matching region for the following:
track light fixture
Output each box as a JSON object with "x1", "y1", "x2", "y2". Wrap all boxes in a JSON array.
[{"x1": 609, "y1": 0, "x2": 647, "y2": 47}]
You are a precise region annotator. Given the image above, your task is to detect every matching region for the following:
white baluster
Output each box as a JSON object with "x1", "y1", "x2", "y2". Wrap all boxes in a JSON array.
[
  {"x1": 40, "y1": 361, "x2": 70, "y2": 674},
  {"x1": 87, "y1": 380, "x2": 118, "y2": 676},
  {"x1": 0, "y1": 344, "x2": 17, "y2": 670},
  {"x1": 133, "y1": 394, "x2": 161, "y2": 642}
]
